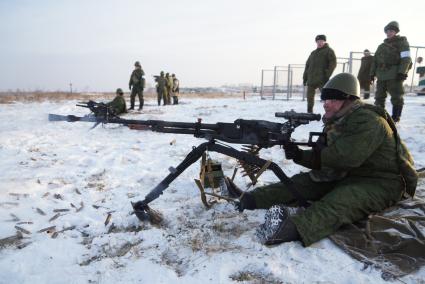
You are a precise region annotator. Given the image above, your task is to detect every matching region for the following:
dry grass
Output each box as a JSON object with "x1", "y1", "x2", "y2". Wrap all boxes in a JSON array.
[{"x1": 0, "y1": 91, "x2": 245, "y2": 104}]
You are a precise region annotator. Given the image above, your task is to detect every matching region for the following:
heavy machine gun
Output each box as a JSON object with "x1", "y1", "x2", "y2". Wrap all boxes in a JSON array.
[{"x1": 49, "y1": 106, "x2": 322, "y2": 222}]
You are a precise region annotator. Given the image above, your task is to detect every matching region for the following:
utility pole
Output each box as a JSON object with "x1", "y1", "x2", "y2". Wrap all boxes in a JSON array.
[{"x1": 69, "y1": 83, "x2": 73, "y2": 94}]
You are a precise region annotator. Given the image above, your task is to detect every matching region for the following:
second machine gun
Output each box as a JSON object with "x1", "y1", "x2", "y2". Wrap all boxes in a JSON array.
[{"x1": 49, "y1": 106, "x2": 322, "y2": 222}]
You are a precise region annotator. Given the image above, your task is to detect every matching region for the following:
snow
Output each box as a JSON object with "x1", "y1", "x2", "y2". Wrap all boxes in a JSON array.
[{"x1": 0, "y1": 95, "x2": 424, "y2": 284}]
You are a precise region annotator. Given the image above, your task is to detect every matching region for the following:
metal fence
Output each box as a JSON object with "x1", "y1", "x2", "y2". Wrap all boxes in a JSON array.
[{"x1": 260, "y1": 59, "x2": 352, "y2": 100}]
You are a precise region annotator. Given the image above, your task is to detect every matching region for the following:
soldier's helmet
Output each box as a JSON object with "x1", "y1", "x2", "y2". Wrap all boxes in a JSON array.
[
  {"x1": 321, "y1": 73, "x2": 360, "y2": 100},
  {"x1": 172, "y1": 73, "x2": 175, "y2": 77},
  {"x1": 116, "y1": 88, "x2": 124, "y2": 95},
  {"x1": 134, "y1": 61, "x2": 141, "y2": 67},
  {"x1": 160, "y1": 71, "x2": 164, "y2": 76},
  {"x1": 166, "y1": 73, "x2": 170, "y2": 77},
  {"x1": 384, "y1": 21, "x2": 400, "y2": 33}
]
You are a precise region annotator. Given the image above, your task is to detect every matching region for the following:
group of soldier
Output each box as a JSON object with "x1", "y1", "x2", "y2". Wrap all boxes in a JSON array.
[
  {"x1": 154, "y1": 71, "x2": 180, "y2": 106},
  {"x1": 106, "y1": 61, "x2": 180, "y2": 115},
  {"x1": 303, "y1": 21, "x2": 411, "y2": 122}
]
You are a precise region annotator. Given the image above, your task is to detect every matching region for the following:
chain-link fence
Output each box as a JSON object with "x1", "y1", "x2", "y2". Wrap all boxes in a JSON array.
[{"x1": 261, "y1": 58, "x2": 354, "y2": 100}]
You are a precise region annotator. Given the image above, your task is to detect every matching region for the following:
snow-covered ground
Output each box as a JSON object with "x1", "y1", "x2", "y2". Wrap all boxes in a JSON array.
[{"x1": 0, "y1": 95, "x2": 424, "y2": 284}]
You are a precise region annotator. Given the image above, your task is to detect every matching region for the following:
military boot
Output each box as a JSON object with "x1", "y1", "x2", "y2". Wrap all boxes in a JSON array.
[
  {"x1": 256, "y1": 205, "x2": 301, "y2": 245},
  {"x1": 307, "y1": 105, "x2": 313, "y2": 113},
  {"x1": 391, "y1": 105, "x2": 403, "y2": 123},
  {"x1": 138, "y1": 99, "x2": 144, "y2": 110},
  {"x1": 129, "y1": 97, "x2": 135, "y2": 110}
]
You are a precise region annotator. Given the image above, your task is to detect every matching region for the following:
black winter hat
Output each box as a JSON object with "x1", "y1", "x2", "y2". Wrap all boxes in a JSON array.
[
  {"x1": 321, "y1": 88, "x2": 349, "y2": 100},
  {"x1": 315, "y1": 34, "x2": 326, "y2": 41}
]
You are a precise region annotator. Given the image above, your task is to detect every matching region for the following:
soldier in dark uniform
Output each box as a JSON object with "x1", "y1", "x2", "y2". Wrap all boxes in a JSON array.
[
  {"x1": 357, "y1": 49, "x2": 374, "y2": 99},
  {"x1": 155, "y1": 71, "x2": 168, "y2": 106},
  {"x1": 129, "y1": 61, "x2": 145, "y2": 110},
  {"x1": 106, "y1": 88, "x2": 127, "y2": 115},
  {"x1": 370, "y1": 21, "x2": 411, "y2": 122},
  {"x1": 303, "y1": 34, "x2": 337, "y2": 113},
  {"x1": 227, "y1": 73, "x2": 417, "y2": 246}
]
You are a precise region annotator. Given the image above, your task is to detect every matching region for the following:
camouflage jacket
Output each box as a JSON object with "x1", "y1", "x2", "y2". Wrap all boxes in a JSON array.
[
  {"x1": 129, "y1": 68, "x2": 145, "y2": 89},
  {"x1": 357, "y1": 55, "x2": 374, "y2": 83},
  {"x1": 370, "y1": 35, "x2": 411, "y2": 81},
  {"x1": 107, "y1": 95, "x2": 127, "y2": 115},
  {"x1": 297, "y1": 101, "x2": 417, "y2": 195},
  {"x1": 303, "y1": 43, "x2": 337, "y2": 87},
  {"x1": 155, "y1": 76, "x2": 167, "y2": 90}
]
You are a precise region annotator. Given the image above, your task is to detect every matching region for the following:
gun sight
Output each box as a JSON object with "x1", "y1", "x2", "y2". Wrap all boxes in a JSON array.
[{"x1": 275, "y1": 110, "x2": 321, "y2": 122}]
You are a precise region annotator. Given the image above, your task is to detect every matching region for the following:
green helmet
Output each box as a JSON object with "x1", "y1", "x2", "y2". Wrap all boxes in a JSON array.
[
  {"x1": 321, "y1": 73, "x2": 360, "y2": 100},
  {"x1": 384, "y1": 21, "x2": 399, "y2": 33},
  {"x1": 116, "y1": 88, "x2": 124, "y2": 95},
  {"x1": 134, "y1": 61, "x2": 141, "y2": 67},
  {"x1": 160, "y1": 71, "x2": 164, "y2": 76}
]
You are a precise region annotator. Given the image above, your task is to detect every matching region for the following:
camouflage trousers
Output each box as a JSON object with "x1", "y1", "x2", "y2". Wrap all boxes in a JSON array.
[
  {"x1": 157, "y1": 89, "x2": 167, "y2": 106},
  {"x1": 306, "y1": 86, "x2": 322, "y2": 113},
  {"x1": 375, "y1": 79, "x2": 404, "y2": 108},
  {"x1": 359, "y1": 80, "x2": 371, "y2": 99},
  {"x1": 251, "y1": 173, "x2": 403, "y2": 246},
  {"x1": 130, "y1": 88, "x2": 144, "y2": 109}
]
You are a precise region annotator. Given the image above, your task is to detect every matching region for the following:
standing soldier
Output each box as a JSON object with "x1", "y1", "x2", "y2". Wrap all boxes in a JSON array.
[
  {"x1": 128, "y1": 61, "x2": 145, "y2": 110},
  {"x1": 303, "y1": 34, "x2": 337, "y2": 113},
  {"x1": 370, "y1": 21, "x2": 411, "y2": 122},
  {"x1": 357, "y1": 49, "x2": 374, "y2": 99},
  {"x1": 155, "y1": 71, "x2": 168, "y2": 106},
  {"x1": 165, "y1": 73, "x2": 173, "y2": 105},
  {"x1": 172, "y1": 74, "x2": 180, "y2": 105},
  {"x1": 106, "y1": 88, "x2": 127, "y2": 115}
]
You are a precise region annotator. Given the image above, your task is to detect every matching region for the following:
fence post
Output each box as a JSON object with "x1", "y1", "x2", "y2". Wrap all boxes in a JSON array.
[
  {"x1": 410, "y1": 48, "x2": 419, "y2": 93},
  {"x1": 260, "y1": 69, "x2": 264, "y2": 99}
]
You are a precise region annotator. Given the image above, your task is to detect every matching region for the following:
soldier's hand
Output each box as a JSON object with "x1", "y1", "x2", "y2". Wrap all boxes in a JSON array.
[
  {"x1": 234, "y1": 193, "x2": 256, "y2": 212},
  {"x1": 284, "y1": 143, "x2": 302, "y2": 161},
  {"x1": 129, "y1": 85, "x2": 132, "y2": 90},
  {"x1": 396, "y1": 73, "x2": 408, "y2": 81},
  {"x1": 370, "y1": 75, "x2": 375, "y2": 84},
  {"x1": 303, "y1": 80, "x2": 307, "y2": 86}
]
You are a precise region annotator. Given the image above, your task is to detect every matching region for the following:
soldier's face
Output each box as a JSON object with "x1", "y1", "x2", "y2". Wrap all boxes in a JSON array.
[
  {"x1": 323, "y1": 100, "x2": 345, "y2": 118},
  {"x1": 316, "y1": 40, "x2": 325, "y2": 48},
  {"x1": 364, "y1": 51, "x2": 370, "y2": 56},
  {"x1": 385, "y1": 30, "x2": 396, "y2": 38}
]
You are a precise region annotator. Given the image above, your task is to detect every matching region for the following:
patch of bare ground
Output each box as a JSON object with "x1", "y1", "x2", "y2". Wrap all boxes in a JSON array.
[{"x1": 0, "y1": 91, "x2": 249, "y2": 104}]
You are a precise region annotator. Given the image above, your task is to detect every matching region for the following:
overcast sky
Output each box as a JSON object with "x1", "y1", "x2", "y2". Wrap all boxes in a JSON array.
[{"x1": 0, "y1": 0, "x2": 424, "y2": 91}]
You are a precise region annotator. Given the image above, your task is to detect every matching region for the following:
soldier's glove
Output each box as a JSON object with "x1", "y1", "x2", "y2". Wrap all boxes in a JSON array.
[
  {"x1": 234, "y1": 192, "x2": 257, "y2": 212},
  {"x1": 370, "y1": 75, "x2": 375, "y2": 84},
  {"x1": 303, "y1": 80, "x2": 307, "y2": 86},
  {"x1": 129, "y1": 85, "x2": 132, "y2": 90},
  {"x1": 284, "y1": 143, "x2": 302, "y2": 161},
  {"x1": 396, "y1": 73, "x2": 408, "y2": 81}
]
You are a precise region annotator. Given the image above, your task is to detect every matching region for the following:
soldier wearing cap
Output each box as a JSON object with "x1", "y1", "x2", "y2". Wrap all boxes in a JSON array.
[
  {"x1": 370, "y1": 21, "x2": 411, "y2": 122},
  {"x1": 129, "y1": 61, "x2": 145, "y2": 110},
  {"x1": 357, "y1": 49, "x2": 374, "y2": 99},
  {"x1": 303, "y1": 34, "x2": 337, "y2": 113},
  {"x1": 172, "y1": 74, "x2": 180, "y2": 105},
  {"x1": 155, "y1": 71, "x2": 168, "y2": 106}
]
